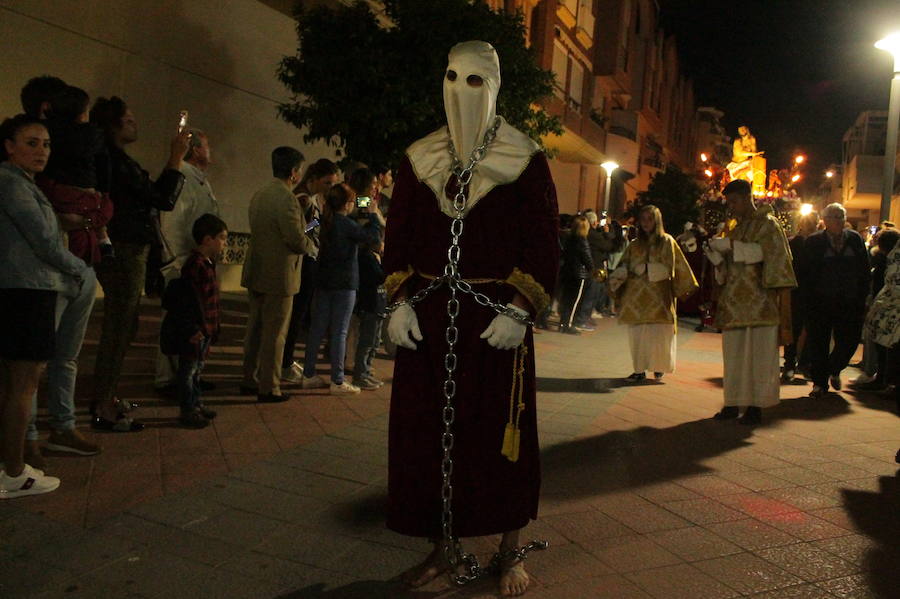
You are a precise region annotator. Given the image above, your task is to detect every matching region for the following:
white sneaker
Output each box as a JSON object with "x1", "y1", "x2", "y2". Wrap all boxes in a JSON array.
[
  {"x1": 301, "y1": 374, "x2": 328, "y2": 389},
  {"x1": 330, "y1": 381, "x2": 361, "y2": 395},
  {"x1": 281, "y1": 361, "x2": 304, "y2": 383},
  {"x1": 0, "y1": 464, "x2": 60, "y2": 499},
  {"x1": 353, "y1": 377, "x2": 382, "y2": 390}
]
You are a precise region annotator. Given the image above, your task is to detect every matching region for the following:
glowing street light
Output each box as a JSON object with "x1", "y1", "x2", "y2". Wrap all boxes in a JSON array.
[
  {"x1": 704, "y1": 169, "x2": 713, "y2": 178},
  {"x1": 600, "y1": 161, "x2": 619, "y2": 212},
  {"x1": 794, "y1": 155, "x2": 806, "y2": 165},
  {"x1": 875, "y1": 32, "x2": 900, "y2": 222},
  {"x1": 700, "y1": 152, "x2": 708, "y2": 162},
  {"x1": 825, "y1": 170, "x2": 834, "y2": 178},
  {"x1": 791, "y1": 174, "x2": 801, "y2": 183},
  {"x1": 800, "y1": 203, "x2": 813, "y2": 216}
]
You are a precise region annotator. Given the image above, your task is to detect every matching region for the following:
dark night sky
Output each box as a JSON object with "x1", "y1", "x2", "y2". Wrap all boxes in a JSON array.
[{"x1": 660, "y1": 0, "x2": 900, "y2": 184}]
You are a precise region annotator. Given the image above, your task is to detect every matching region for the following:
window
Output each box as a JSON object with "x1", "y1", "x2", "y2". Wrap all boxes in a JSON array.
[
  {"x1": 552, "y1": 42, "x2": 568, "y2": 98},
  {"x1": 569, "y1": 58, "x2": 585, "y2": 111}
]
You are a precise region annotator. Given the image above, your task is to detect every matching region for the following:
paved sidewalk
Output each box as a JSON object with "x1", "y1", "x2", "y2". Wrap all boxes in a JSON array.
[{"x1": 2, "y1": 299, "x2": 898, "y2": 598}]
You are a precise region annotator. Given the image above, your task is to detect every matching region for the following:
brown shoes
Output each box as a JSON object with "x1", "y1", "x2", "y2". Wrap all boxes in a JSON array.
[{"x1": 45, "y1": 429, "x2": 102, "y2": 456}]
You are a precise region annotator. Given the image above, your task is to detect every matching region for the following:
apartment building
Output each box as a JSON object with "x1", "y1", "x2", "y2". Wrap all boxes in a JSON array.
[{"x1": 841, "y1": 111, "x2": 900, "y2": 226}]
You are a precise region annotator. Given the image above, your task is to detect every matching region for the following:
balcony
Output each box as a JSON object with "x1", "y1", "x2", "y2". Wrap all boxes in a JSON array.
[
  {"x1": 556, "y1": 0, "x2": 577, "y2": 28},
  {"x1": 609, "y1": 108, "x2": 638, "y2": 142},
  {"x1": 575, "y1": 8, "x2": 594, "y2": 48}
]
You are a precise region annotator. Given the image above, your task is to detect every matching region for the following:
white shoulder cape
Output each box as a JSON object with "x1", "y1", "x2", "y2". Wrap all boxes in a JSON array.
[{"x1": 405, "y1": 117, "x2": 540, "y2": 218}]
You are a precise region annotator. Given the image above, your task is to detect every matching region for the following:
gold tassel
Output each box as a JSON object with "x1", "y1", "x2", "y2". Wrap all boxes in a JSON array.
[{"x1": 501, "y1": 345, "x2": 528, "y2": 463}]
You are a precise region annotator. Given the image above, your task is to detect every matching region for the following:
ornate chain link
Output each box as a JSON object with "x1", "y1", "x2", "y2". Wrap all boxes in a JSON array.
[{"x1": 384, "y1": 117, "x2": 547, "y2": 585}]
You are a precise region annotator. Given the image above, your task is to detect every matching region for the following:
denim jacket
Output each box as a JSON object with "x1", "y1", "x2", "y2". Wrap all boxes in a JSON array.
[{"x1": 0, "y1": 162, "x2": 88, "y2": 294}]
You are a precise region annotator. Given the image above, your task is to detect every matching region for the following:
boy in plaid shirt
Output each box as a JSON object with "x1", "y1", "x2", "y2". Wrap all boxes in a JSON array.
[{"x1": 161, "y1": 213, "x2": 227, "y2": 428}]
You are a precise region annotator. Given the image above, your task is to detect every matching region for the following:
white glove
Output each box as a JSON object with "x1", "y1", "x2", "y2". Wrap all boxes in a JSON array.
[
  {"x1": 480, "y1": 304, "x2": 528, "y2": 350},
  {"x1": 387, "y1": 303, "x2": 423, "y2": 350},
  {"x1": 708, "y1": 237, "x2": 732, "y2": 253}
]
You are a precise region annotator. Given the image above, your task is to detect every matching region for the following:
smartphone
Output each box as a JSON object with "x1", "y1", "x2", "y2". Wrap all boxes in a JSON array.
[
  {"x1": 177, "y1": 110, "x2": 189, "y2": 133},
  {"x1": 356, "y1": 196, "x2": 371, "y2": 209},
  {"x1": 305, "y1": 218, "x2": 320, "y2": 233},
  {"x1": 600, "y1": 218, "x2": 608, "y2": 227}
]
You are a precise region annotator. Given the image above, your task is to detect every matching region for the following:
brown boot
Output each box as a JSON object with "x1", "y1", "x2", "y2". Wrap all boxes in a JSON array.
[
  {"x1": 46, "y1": 428, "x2": 101, "y2": 456},
  {"x1": 24, "y1": 439, "x2": 46, "y2": 470}
]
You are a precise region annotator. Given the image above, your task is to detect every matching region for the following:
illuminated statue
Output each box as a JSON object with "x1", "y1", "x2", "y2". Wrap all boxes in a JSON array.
[{"x1": 725, "y1": 126, "x2": 766, "y2": 196}]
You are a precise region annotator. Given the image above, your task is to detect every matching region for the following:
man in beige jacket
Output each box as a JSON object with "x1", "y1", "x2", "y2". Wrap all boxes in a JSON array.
[{"x1": 240, "y1": 147, "x2": 316, "y2": 402}]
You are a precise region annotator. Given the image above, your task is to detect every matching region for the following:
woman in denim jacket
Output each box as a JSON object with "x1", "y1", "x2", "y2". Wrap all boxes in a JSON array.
[{"x1": 0, "y1": 114, "x2": 89, "y2": 499}]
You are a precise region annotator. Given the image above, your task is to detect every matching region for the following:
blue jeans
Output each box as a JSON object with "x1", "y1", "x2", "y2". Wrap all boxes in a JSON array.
[
  {"x1": 177, "y1": 338, "x2": 209, "y2": 414},
  {"x1": 353, "y1": 310, "x2": 383, "y2": 382},
  {"x1": 28, "y1": 267, "x2": 98, "y2": 440},
  {"x1": 303, "y1": 288, "x2": 356, "y2": 385}
]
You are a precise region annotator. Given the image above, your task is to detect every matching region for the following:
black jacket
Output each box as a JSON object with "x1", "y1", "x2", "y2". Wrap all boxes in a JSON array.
[
  {"x1": 106, "y1": 145, "x2": 184, "y2": 244},
  {"x1": 44, "y1": 120, "x2": 109, "y2": 191},
  {"x1": 561, "y1": 235, "x2": 594, "y2": 281},
  {"x1": 160, "y1": 277, "x2": 203, "y2": 357},
  {"x1": 315, "y1": 212, "x2": 381, "y2": 290},
  {"x1": 356, "y1": 249, "x2": 387, "y2": 314},
  {"x1": 801, "y1": 229, "x2": 870, "y2": 308}
]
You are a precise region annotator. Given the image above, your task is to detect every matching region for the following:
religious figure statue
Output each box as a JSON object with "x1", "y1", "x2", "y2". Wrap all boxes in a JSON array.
[{"x1": 726, "y1": 126, "x2": 766, "y2": 196}]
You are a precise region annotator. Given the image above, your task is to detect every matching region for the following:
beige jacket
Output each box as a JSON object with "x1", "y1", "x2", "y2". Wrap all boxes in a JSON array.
[{"x1": 241, "y1": 179, "x2": 316, "y2": 296}]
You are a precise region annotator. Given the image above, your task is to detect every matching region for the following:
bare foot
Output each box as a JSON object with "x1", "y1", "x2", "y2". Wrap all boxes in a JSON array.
[
  {"x1": 499, "y1": 559, "x2": 530, "y2": 597},
  {"x1": 400, "y1": 546, "x2": 449, "y2": 588}
]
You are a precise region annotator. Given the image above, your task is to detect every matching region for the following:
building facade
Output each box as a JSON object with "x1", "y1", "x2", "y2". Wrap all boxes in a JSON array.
[{"x1": 841, "y1": 111, "x2": 900, "y2": 226}]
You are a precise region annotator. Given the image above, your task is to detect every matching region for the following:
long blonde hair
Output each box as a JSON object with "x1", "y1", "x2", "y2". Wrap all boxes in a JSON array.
[
  {"x1": 569, "y1": 215, "x2": 590, "y2": 238},
  {"x1": 637, "y1": 205, "x2": 666, "y2": 246}
]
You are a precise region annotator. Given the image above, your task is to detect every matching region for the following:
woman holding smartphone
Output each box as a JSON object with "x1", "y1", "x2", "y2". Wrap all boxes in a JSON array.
[{"x1": 300, "y1": 184, "x2": 382, "y2": 394}]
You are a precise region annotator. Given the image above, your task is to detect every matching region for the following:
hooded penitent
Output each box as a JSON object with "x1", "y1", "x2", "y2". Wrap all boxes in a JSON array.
[{"x1": 407, "y1": 40, "x2": 539, "y2": 218}]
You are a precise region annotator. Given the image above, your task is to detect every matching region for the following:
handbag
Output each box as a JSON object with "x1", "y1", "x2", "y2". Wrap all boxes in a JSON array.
[{"x1": 145, "y1": 209, "x2": 176, "y2": 297}]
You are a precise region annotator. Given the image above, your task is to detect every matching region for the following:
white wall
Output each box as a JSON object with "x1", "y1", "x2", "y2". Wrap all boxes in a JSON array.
[{"x1": 0, "y1": 0, "x2": 341, "y2": 235}]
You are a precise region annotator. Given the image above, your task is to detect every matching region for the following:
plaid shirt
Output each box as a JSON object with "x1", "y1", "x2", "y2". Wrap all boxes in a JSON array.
[{"x1": 182, "y1": 249, "x2": 220, "y2": 340}]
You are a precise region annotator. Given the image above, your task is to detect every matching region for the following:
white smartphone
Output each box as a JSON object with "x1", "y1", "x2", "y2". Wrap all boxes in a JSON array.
[{"x1": 178, "y1": 110, "x2": 189, "y2": 133}]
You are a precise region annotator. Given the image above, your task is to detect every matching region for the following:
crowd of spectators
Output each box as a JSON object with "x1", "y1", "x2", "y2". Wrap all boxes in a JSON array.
[{"x1": 0, "y1": 76, "x2": 388, "y2": 499}]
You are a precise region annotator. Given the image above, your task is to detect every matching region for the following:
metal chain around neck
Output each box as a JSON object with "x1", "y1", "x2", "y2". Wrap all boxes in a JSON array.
[{"x1": 384, "y1": 115, "x2": 546, "y2": 585}]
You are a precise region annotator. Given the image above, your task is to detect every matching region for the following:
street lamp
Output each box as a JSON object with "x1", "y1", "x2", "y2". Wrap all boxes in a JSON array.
[
  {"x1": 794, "y1": 155, "x2": 806, "y2": 165},
  {"x1": 600, "y1": 161, "x2": 619, "y2": 213},
  {"x1": 825, "y1": 170, "x2": 834, "y2": 179},
  {"x1": 700, "y1": 152, "x2": 708, "y2": 163},
  {"x1": 875, "y1": 32, "x2": 900, "y2": 222}
]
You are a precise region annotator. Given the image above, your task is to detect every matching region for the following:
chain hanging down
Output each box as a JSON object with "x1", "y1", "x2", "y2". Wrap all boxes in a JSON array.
[{"x1": 384, "y1": 117, "x2": 548, "y2": 586}]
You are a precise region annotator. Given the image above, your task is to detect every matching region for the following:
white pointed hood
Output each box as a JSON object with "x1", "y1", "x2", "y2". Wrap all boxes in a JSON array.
[{"x1": 407, "y1": 40, "x2": 540, "y2": 218}]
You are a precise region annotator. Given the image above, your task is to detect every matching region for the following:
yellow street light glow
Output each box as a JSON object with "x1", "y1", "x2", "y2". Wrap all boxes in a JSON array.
[
  {"x1": 794, "y1": 155, "x2": 805, "y2": 165},
  {"x1": 766, "y1": 191, "x2": 774, "y2": 197},
  {"x1": 875, "y1": 32, "x2": 900, "y2": 57},
  {"x1": 601, "y1": 161, "x2": 619, "y2": 176},
  {"x1": 825, "y1": 170, "x2": 834, "y2": 178},
  {"x1": 800, "y1": 203, "x2": 813, "y2": 216},
  {"x1": 700, "y1": 153, "x2": 708, "y2": 162},
  {"x1": 704, "y1": 169, "x2": 713, "y2": 177},
  {"x1": 791, "y1": 174, "x2": 801, "y2": 183}
]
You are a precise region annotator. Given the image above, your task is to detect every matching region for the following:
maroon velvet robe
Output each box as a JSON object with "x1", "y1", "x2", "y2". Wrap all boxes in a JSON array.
[{"x1": 384, "y1": 153, "x2": 559, "y2": 537}]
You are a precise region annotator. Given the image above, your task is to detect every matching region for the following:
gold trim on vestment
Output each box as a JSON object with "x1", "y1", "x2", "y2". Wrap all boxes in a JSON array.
[
  {"x1": 505, "y1": 268, "x2": 551, "y2": 314},
  {"x1": 384, "y1": 266, "x2": 415, "y2": 300}
]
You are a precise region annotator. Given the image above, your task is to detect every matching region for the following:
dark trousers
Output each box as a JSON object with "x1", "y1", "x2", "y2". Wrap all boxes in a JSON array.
[
  {"x1": 807, "y1": 300, "x2": 864, "y2": 388},
  {"x1": 93, "y1": 241, "x2": 149, "y2": 404},
  {"x1": 177, "y1": 338, "x2": 208, "y2": 414},
  {"x1": 783, "y1": 294, "x2": 808, "y2": 372},
  {"x1": 575, "y1": 279, "x2": 599, "y2": 325},
  {"x1": 559, "y1": 278, "x2": 587, "y2": 329},
  {"x1": 282, "y1": 257, "x2": 318, "y2": 369}
]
